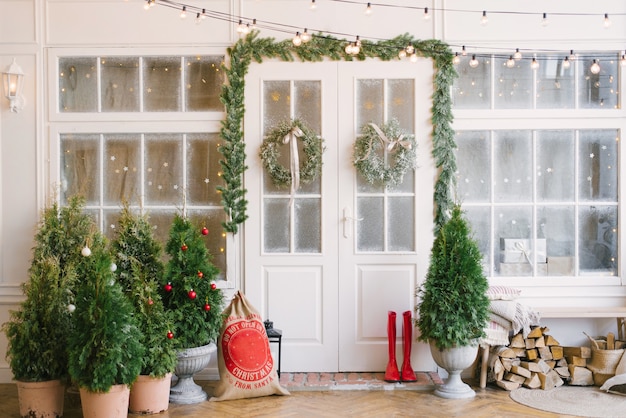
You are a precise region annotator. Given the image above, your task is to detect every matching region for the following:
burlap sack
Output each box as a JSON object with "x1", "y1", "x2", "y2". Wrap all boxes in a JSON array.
[{"x1": 210, "y1": 291, "x2": 289, "y2": 401}]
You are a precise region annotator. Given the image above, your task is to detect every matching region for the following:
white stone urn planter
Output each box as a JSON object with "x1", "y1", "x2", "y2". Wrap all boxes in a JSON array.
[
  {"x1": 169, "y1": 343, "x2": 216, "y2": 404},
  {"x1": 429, "y1": 340, "x2": 479, "y2": 399}
]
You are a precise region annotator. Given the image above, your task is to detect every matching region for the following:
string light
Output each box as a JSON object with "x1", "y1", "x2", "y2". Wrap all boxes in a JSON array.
[
  {"x1": 301, "y1": 28, "x2": 311, "y2": 43},
  {"x1": 452, "y1": 52, "x2": 460, "y2": 65},
  {"x1": 604, "y1": 13, "x2": 612, "y2": 28},
  {"x1": 469, "y1": 55, "x2": 479, "y2": 68},
  {"x1": 461, "y1": 45, "x2": 467, "y2": 56},
  {"x1": 506, "y1": 56, "x2": 515, "y2": 68},
  {"x1": 405, "y1": 44, "x2": 415, "y2": 55},
  {"x1": 180, "y1": 6, "x2": 187, "y2": 19},
  {"x1": 423, "y1": 7, "x2": 431, "y2": 20},
  {"x1": 195, "y1": 13, "x2": 202, "y2": 24},
  {"x1": 409, "y1": 53, "x2": 418, "y2": 63},
  {"x1": 562, "y1": 56, "x2": 571, "y2": 69},
  {"x1": 365, "y1": 2, "x2": 372, "y2": 15},
  {"x1": 569, "y1": 50, "x2": 577, "y2": 61},
  {"x1": 513, "y1": 48, "x2": 522, "y2": 60},
  {"x1": 621, "y1": 54, "x2": 626, "y2": 67},
  {"x1": 292, "y1": 32, "x2": 303, "y2": 46},
  {"x1": 398, "y1": 49, "x2": 407, "y2": 59},
  {"x1": 590, "y1": 59, "x2": 601, "y2": 74},
  {"x1": 481, "y1": 11, "x2": 488, "y2": 26},
  {"x1": 531, "y1": 57, "x2": 539, "y2": 70},
  {"x1": 541, "y1": 12, "x2": 549, "y2": 26},
  {"x1": 310, "y1": 0, "x2": 317, "y2": 10},
  {"x1": 143, "y1": 0, "x2": 155, "y2": 11}
]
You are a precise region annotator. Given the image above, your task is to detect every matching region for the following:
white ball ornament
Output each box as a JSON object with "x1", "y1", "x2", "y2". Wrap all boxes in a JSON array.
[
  {"x1": 81, "y1": 246, "x2": 91, "y2": 257},
  {"x1": 67, "y1": 304, "x2": 76, "y2": 313},
  {"x1": 110, "y1": 263, "x2": 117, "y2": 272}
]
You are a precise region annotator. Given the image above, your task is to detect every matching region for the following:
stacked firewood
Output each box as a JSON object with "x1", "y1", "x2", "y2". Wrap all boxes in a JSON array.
[{"x1": 489, "y1": 326, "x2": 595, "y2": 390}]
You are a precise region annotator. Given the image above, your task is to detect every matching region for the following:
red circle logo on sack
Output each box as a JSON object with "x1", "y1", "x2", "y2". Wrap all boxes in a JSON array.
[{"x1": 222, "y1": 319, "x2": 274, "y2": 382}]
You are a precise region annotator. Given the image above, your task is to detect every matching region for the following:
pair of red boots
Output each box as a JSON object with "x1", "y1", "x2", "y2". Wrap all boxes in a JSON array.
[{"x1": 384, "y1": 310, "x2": 416, "y2": 382}]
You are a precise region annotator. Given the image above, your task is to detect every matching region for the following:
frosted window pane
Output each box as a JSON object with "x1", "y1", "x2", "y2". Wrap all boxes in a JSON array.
[
  {"x1": 60, "y1": 134, "x2": 100, "y2": 205},
  {"x1": 144, "y1": 134, "x2": 182, "y2": 205},
  {"x1": 185, "y1": 56, "x2": 224, "y2": 111},
  {"x1": 536, "y1": 55, "x2": 575, "y2": 109},
  {"x1": 387, "y1": 197, "x2": 414, "y2": 251},
  {"x1": 537, "y1": 206, "x2": 574, "y2": 276},
  {"x1": 455, "y1": 131, "x2": 490, "y2": 202},
  {"x1": 187, "y1": 133, "x2": 223, "y2": 206},
  {"x1": 103, "y1": 210, "x2": 121, "y2": 242},
  {"x1": 451, "y1": 55, "x2": 491, "y2": 109},
  {"x1": 295, "y1": 199, "x2": 321, "y2": 253},
  {"x1": 536, "y1": 130, "x2": 575, "y2": 201},
  {"x1": 356, "y1": 79, "x2": 383, "y2": 127},
  {"x1": 141, "y1": 210, "x2": 175, "y2": 251},
  {"x1": 294, "y1": 80, "x2": 321, "y2": 132},
  {"x1": 263, "y1": 81, "x2": 290, "y2": 131},
  {"x1": 264, "y1": 199, "x2": 290, "y2": 253},
  {"x1": 387, "y1": 79, "x2": 414, "y2": 129},
  {"x1": 579, "y1": 206, "x2": 617, "y2": 275},
  {"x1": 357, "y1": 197, "x2": 383, "y2": 252},
  {"x1": 579, "y1": 130, "x2": 618, "y2": 202},
  {"x1": 188, "y1": 209, "x2": 227, "y2": 277},
  {"x1": 143, "y1": 57, "x2": 181, "y2": 112},
  {"x1": 494, "y1": 131, "x2": 532, "y2": 202},
  {"x1": 578, "y1": 57, "x2": 619, "y2": 109},
  {"x1": 463, "y1": 206, "x2": 491, "y2": 276},
  {"x1": 103, "y1": 134, "x2": 140, "y2": 205},
  {"x1": 101, "y1": 57, "x2": 140, "y2": 112},
  {"x1": 59, "y1": 57, "x2": 98, "y2": 112},
  {"x1": 387, "y1": 170, "x2": 414, "y2": 193},
  {"x1": 494, "y1": 56, "x2": 532, "y2": 109},
  {"x1": 495, "y1": 206, "x2": 532, "y2": 277}
]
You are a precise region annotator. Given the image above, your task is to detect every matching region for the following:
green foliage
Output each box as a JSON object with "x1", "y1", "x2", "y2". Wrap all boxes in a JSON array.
[
  {"x1": 111, "y1": 204, "x2": 177, "y2": 377},
  {"x1": 68, "y1": 232, "x2": 144, "y2": 392},
  {"x1": 221, "y1": 31, "x2": 457, "y2": 233},
  {"x1": 160, "y1": 214, "x2": 224, "y2": 349},
  {"x1": 2, "y1": 195, "x2": 91, "y2": 382},
  {"x1": 416, "y1": 205, "x2": 490, "y2": 350}
]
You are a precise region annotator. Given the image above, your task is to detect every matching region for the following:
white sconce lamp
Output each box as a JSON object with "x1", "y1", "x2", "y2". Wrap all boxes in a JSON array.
[{"x1": 2, "y1": 58, "x2": 25, "y2": 113}]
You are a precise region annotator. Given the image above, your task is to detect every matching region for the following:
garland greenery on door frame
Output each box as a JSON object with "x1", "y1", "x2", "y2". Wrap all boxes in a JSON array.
[{"x1": 218, "y1": 31, "x2": 457, "y2": 234}]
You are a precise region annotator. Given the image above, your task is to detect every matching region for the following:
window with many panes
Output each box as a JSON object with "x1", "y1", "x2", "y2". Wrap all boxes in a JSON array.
[
  {"x1": 452, "y1": 52, "x2": 622, "y2": 279},
  {"x1": 51, "y1": 52, "x2": 230, "y2": 280}
]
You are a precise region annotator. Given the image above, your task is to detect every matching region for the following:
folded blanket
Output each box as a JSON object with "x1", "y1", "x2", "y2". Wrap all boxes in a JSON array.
[
  {"x1": 480, "y1": 321, "x2": 511, "y2": 347},
  {"x1": 488, "y1": 300, "x2": 541, "y2": 338}
]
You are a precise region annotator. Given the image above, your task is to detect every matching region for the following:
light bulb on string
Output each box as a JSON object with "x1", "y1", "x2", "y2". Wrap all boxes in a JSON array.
[
  {"x1": 452, "y1": 52, "x2": 460, "y2": 65},
  {"x1": 562, "y1": 56, "x2": 571, "y2": 69},
  {"x1": 143, "y1": 0, "x2": 152, "y2": 11},
  {"x1": 469, "y1": 55, "x2": 479, "y2": 68},
  {"x1": 201, "y1": 9, "x2": 207, "y2": 20},
  {"x1": 506, "y1": 56, "x2": 515, "y2": 68},
  {"x1": 179, "y1": 6, "x2": 187, "y2": 19},
  {"x1": 251, "y1": 18, "x2": 257, "y2": 29},
  {"x1": 621, "y1": 54, "x2": 626, "y2": 67},
  {"x1": 461, "y1": 45, "x2": 467, "y2": 56},
  {"x1": 569, "y1": 50, "x2": 576, "y2": 61},
  {"x1": 405, "y1": 44, "x2": 415, "y2": 55},
  {"x1": 513, "y1": 48, "x2": 522, "y2": 60},
  {"x1": 310, "y1": 0, "x2": 317, "y2": 10},
  {"x1": 423, "y1": 7, "x2": 431, "y2": 20},
  {"x1": 604, "y1": 13, "x2": 611, "y2": 28},
  {"x1": 398, "y1": 49, "x2": 407, "y2": 59},
  {"x1": 409, "y1": 53, "x2": 418, "y2": 63},
  {"x1": 195, "y1": 13, "x2": 202, "y2": 24},
  {"x1": 531, "y1": 57, "x2": 539, "y2": 70},
  {"x1": 481, "y1": 11, "x2": 488, "y2": 26},
  {"x1": 590, "y1": 59, "x2": 601, "y2": 75},
  {"x1": 301, "y1": 28, "x2": 311, "y2": 43},
  {"x1": 541, "y1": 12, "x2": 549, "y2": 26},
  {"x1": 365, "y1": 3, "x2": 372, "y2": 15},
  {"x1": 292, "y1": 32, "x2": 302, "y2": 46}
]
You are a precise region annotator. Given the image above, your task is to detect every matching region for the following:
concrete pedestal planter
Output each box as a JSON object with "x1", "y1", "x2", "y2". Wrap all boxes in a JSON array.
[
  {"x1": 169, "y1": 343, "x2": 215, "y2": 404},
  {"x1": 430, "y1": 340, "x2": 479, "y2": 399}
]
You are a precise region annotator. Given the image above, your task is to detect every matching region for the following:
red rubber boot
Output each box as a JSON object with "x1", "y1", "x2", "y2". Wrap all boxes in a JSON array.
[
  {"x1": 401, "y1": 310, "x2": 417, "y2": 382},
  {"x1": 384, "y1": 311, "x2": 400, "y2": 382}
]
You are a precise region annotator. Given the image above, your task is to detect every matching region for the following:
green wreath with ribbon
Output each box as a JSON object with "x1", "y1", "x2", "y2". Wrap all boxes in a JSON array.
[
  {"x1": 353, "y1": 119, "x2": 417, "y2": 186},
  {"x1": 259, "y1": 119, "x2": 325, "y2": 191}
]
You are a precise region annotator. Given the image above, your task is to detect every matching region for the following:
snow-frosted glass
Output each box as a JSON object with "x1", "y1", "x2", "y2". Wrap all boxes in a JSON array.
[
  {"x1": 494, "y1": 131, "x2": 533, "y2": 202},
  {"x1": 463, "y1": 206, "x2": 491, "y2": 276},
  {"x1": 144, "y1": 134, "x2": 183, "y2": 205},
  {"x1": 578, "y1": 57, "x2": 619, "y2": 109},
  {"x1": 103, "y1": 134, "x2": 140, "y2": 205},
  {"x1": 294, "y1": 80, "x2": 321, "y2": 133},
  {"x1": 357, "y1": 197, "x2": 384, "y2": 252},
  {"x1": 388, "y1": 197, "x2": 414, "y2": 251},
  {"x1": 60, "y1": 134, "x2": 100, "y2": 205},
  {"x1": 59, "y1": 57, "x2": 98, "y2": 112},
  {"x1": 264, "y1": 199, "x2": 290, "y2": 253},
  {"x1": 187, "y1": 133, "x2": 223, "y2": 206},
  {"x1": 295, "y1": 199, "x2": 321, "y2": 253},
  {"x1": 536, "y1": 130, "x2": 575, "y2": 202},
  {"x1": 356, "y1": 79, "x2": 383, "y2": 128},
  {"x1": 185, "y1": 56, "x2": 224, "y2": 111},
  {"x1": 387, "y1": 79, "x2": 414, "y2": 130},
  {"x1": 536, "y1": 56, "x2": 575, "y2": 109},
  {"x1": 451, "y1": 55, "x2": 491, "y2": 109},
  {"x1": 537, "y1": 206, "x2": 574, "y2": 276},
  {"x1": 143, "y1": 57, "x2": 181, "y2": 112},
  {"x1": 455, "y1": 130, "x2": 490, "y2": 202},
  {"x1": 494, "y1": 56, "x2": 532, "y2": 109},
  {"x1": 263, "y1": 80, "x2": 290, "y2": 134},
  {"x1": 578, "y1": 130, "x2": 618, "y2": 202},
  {"x1": 101, "y1": 57, "x2": 140, "y2": 112},
  {"x1": 579, "y1": 205, "x2": 617, "y2": 275}
]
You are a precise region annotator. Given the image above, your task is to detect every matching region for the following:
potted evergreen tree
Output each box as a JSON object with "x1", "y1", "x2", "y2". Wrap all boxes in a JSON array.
[
  {"x1": 2, "y1": 196, "x2": 92, "y2": 418},
  {"x1": 68, "y1": 230, "x2": 144, "y2": 418},
  {"x1": 111, "y1": 204, "x2": 177, "y2": 414},
  {"x1": 159, "y1": 213, "x2": 224, "y2": 404},
  {"x1": 415, "y1": 204, "x2": 490, "y2": 399}
]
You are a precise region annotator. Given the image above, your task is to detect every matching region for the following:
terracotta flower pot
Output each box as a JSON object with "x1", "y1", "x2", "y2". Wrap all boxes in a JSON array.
[
  {"x1": 79, "y1": 384, "x2": 130, "y2": 418},
  {"x1": 16, "y1": 379, "x2": 65, "y2": 418},
  {"x1": 129, "y1": 373, "x2": 172, "y2": 414}
]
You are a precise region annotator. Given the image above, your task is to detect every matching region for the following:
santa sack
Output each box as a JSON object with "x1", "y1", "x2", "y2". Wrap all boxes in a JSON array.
[{"x1": 210, "y1": 291, "x2": 290, "y2": 401}]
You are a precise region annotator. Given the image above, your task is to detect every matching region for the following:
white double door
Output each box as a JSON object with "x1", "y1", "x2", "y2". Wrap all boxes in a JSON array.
[{"x1": 244, "y1": 59, "x2": 435, "y2": 372}]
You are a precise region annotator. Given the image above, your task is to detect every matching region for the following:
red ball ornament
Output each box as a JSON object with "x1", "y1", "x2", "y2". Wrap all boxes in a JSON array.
[
  {"x1": 167, "y1": 331, "x2": 174, "y2": 339},
  {"x1": 164, "y1": 283, "x2": 173, "y2": 292},
  {"x1": 188, "y1": 289, "x2": 197, "y2": 299},
  {"x1": 147, "y1": 298, "x2": 154, "y2": 305},
  {"x1": 210, "y1": 282, "x2": 217, "y2": 290},
  {"x1": 197, "y1": 271, "x2": 203, "y2": 278},
  {"x1": 204, "y1": 303, "x2": 211, "y2": 311},
  {"x1": 181, "y1": 244, "x2": 188, "y2": 251},
  {"x1": 201, "y1": 226, "x2": 209, "y2": 235}
]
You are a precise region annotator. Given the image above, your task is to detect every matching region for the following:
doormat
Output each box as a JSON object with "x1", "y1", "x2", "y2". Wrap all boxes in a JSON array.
[
  {"x1": 278, "y1": 372, "x2": 442, "y2": 392},
  {"x1": 510, "y1": 386, "x2": 626, "y2": 418}
]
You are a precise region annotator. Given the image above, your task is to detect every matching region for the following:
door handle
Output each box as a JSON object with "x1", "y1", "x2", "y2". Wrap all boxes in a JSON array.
[{"x1": 343, "y1": 207, "x2": 363, "y2": 238}]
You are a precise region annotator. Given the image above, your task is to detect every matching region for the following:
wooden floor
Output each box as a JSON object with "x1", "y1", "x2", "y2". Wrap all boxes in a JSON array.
[{"x1": 0, "y1": 379, "x2": 576, "y2": 418}]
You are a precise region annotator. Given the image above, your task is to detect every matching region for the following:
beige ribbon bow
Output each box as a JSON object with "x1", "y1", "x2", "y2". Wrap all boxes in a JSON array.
[
  {"x1": 283, "y1": 126, "x2": 304, "y2": 206},
  {"x1": 368, "y1": 123, "x2": 413, "y2": 152}
]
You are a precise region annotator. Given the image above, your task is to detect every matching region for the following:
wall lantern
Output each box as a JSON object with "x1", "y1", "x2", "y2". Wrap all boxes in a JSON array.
[
  {"x1": 264, "y1": 319, "x2": 283, "y2": 377},
  {"x1": 2, "y1": 58, "x2": 25, "y2": 113}
]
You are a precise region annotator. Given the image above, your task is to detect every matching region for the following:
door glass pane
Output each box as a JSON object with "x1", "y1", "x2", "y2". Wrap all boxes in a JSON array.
[
  {"x1": 60, "y1": 133, "x2": 100, "y2": 205},
  {"x1": 495, "y1": 56, "x2": 532, "y2": 109},
  {"x1": 537, "y1": 130, "x2": 575, "y2": 202},
  {"x1": 264, "y1": 199, "x2": 290, "y2": 253},
  {"x1": 455, "y1": 130, "x2": 490, "y2": 202},
  {"x1": 579, "y1": 205, "x2": 617, "y2": 275},
  {"x1": 357, "y1": 197, "x2": 383, "y2": 251},
  {"x1": 356, "y1": 79, "x2": 383, "y2": 127},
  {"x1": 496, "y1": 206, "x2": 532, "y2": 277},
  {"x1": 538, "y1": 206, "x2": 575, "y2": 276},
  {"x1": 101, "y1": 57, "x2": 140, "y2": 112},
  {"x1": 59, "y1": 57, "x2": 98, "y2": 112},
  {"x1": 185, "y1": 56, "x2": 224, "y2": 111},
  {"x1": 103, "y1": 134, "x2": 140, "y2": 205},
  {"x1": 388, "y1": 197, "x2": 414, "y2": 251},
  {"x1": 494, "y1": 130, "x2": 532, "y2": 202},
  {"x1": 579, "y1": 130, "x2": 618, "y2": 202},
  {"x1": 144, "y1": 134, "x2": 183, "y2": 205},
  {"x1": 578, "y1": 57, "x2": 619, "y2": 109},
  {"x1": 451, "y1": 54, "x2": 491, "y2": 109},
  {"x1": 143, "y1": 57, "x2": 182, "y2": 112},
  {"x1": 294, "y1": 80, "x2": 321, "y2": 132},
  {"x1": 187, "y1": 133, "x2": 223, "y2": 206},
  {"x1": 263, "y1": 81, "x2": 290, "y2": 133},
  {"x1": 387, "y1": 79, "x2": 414, "y2": 130},
  {"x1": 295, "y1": 199, "x2": 321, "y2": 252},
  {"x1": 536, "y1": 55, "x2": 575, "y2": 109}
]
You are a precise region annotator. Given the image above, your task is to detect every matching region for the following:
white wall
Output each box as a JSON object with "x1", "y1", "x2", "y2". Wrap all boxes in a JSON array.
[{"x1": 0, "y1": 0, "x2": 625, "y2": 382}]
